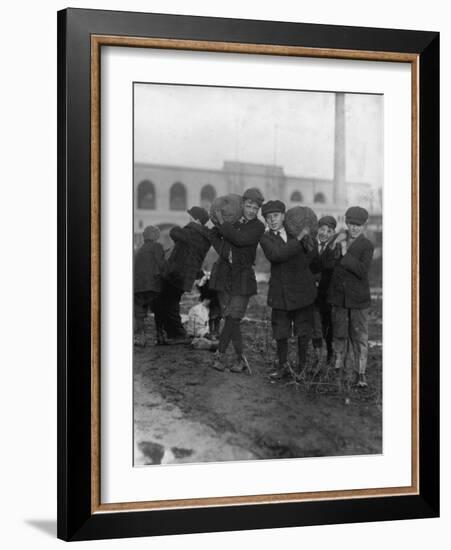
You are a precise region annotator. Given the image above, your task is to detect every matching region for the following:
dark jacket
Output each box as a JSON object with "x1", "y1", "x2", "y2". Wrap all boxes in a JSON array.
[
  {"x1": 260, "y1": 229, "x2": 317, "y2": 311},
  {"x1": 209, "y1": 218, "x2": 265, "y2": 296},
  {"x1": 310, "y1": 239, "x2": 340, "y2": 308},
  {"x1": 327, "y1": 233, "x2": 374, "y2": 309},
  {"x1": 164, "y1": 222, "x2": 211, "y2": 291},
  {"x1": 134, "y1": 240, "x2": 165, "y2": 293}
]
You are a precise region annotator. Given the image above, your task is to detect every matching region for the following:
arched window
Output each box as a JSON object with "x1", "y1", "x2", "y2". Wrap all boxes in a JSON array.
[
  {"x1": 170, "y1": 182, "x2": 187, "y2": 211},
  {"x1": 137, "y1": 180, "x2": 156, "y2": 209},
  {"x1": 314, "y1": 192, "x2": 326, "y2": 204},
  {"x1": 200, "y1": 184, "x2": 216, "y2": 209},
  {"x1": 290, "y1": 191, "x2": 303, "y2": 202}
]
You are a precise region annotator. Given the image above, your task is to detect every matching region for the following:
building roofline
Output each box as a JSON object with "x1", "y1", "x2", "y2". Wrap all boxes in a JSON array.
[
  {"x1": 135, "y1": 160, "x2": 359, "y2": 185},
  {"x1": 134, "y1": 161, "x2": 224, "y2": 176}
]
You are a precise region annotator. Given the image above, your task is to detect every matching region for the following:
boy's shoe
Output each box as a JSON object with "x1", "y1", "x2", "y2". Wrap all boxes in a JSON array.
[
  {"x1": 230, "y1": 355, "x2": 252, "y2": 375},
  {"x1": 334, "y1": 351, "x2": 344, "y2": 371},
  {"x1": 356, "y1": 373, "x2": 368, "y2": 388},
  {"x1": 331, "y1": 367, "x2": 343, "y2": 392},
  {"x1": 313, "y1": 347, "x2": 322, "y2": 365},
  {"x1": 269, "y1": 363, "x2": 290, "y2": 380},
  {"x1": 314, "y1": 348, "x2": 323, "y2": 365},
  {"x1": 211, "y1": 351, "x2": 226, "y2": 372},
  {"x1": 133, "y1": 333, "x2": 146, "y2": 348},
  {"x1": 156, "y1": 331, "x2": 168, "y2": 346},
  {"x1": 326, "y1": 346, "x2": 334, "y2": 365}
]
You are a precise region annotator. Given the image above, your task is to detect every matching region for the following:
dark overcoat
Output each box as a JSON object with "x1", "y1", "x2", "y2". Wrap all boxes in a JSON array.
[
  {"x1": 134, "y1": 240, "x2": 165, "y2": 293},
  {"x1": 209, "y1": 218, "x2": 265, "y2": 296},
  {"x1": 327, "y1": 233, "x2": 374, "y2": 309},
  {"x1": 310, "y1": 240, "x2": 340, "y2": 308},
  {"x1": 164, "y1": 222, "x2": 211, "y2": 292},
  {"x1": 260, "y1": 229, "x2": 317, "y2": 311}
]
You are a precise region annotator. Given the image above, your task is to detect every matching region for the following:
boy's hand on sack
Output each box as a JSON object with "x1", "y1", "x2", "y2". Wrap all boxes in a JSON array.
[
  {"x1": 216, "y1": 210, "x2": 224, "y2": 225},
  {"x1": 334, "y1": 230, "x2": 348, "y2": 244},
  {"x1": 303, "y1": 235, "x2": 315, "y2": 252},
  {"x1": 296, "y1": 226, "x2": 311, "y2": 241}
]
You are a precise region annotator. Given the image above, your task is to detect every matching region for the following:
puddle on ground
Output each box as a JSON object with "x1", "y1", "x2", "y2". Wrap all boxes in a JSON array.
[
  {"x1": 138, "y1": 441, "x2": 165, "y2": 464},
  {"x1": 137, "y1": 441, "x2": 195, "y2": 464},
  {"x1": 134, "y1": 382, "x2": 257, "y2": 466},
  {"x1": 171, "y1": 447, "x2": 194, "y2": 459}
]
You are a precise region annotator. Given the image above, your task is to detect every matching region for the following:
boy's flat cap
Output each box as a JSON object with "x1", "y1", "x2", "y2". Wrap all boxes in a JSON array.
[
  {"x1": 318, "y1": 215, "x2": 337, "y2": 229},
  {"x1": 188, "y1": 206, "x2": 209, "y2": 225},
  {"x1": 345, "y1": 206, "x2": 369, "y2": 225},
  {"x1": 243, "y1": 187, "x2": 265, "y2": 206},
  {"x1": 143, "y1": 225, "x2": 160, "y2": 241},
  {"x1": 261, "y1": 200, "x2": 286, "y2": 217}
]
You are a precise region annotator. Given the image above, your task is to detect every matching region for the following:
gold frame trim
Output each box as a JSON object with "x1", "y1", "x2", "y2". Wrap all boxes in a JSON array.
[{"x1": 90, "y1": 35, "x2": 420, "y2": 514}]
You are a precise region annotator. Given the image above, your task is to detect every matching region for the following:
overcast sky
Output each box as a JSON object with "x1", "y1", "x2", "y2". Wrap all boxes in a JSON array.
[{"x1": 134, "y1": 83, "x2": 383, "y2": 189}]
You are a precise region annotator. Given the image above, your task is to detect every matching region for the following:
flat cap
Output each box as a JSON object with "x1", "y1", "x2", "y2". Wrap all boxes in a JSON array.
[
  {"x1": 188, "y1": 206, "x2": 209, "y2": 225},
  {"x1": 243, "y1": 187, "x2": 264, "y2": 206},
  {"x1": 261, "y1": 200, "x2": 286, "y2": 217},
  {"x1": 318, "y1": 215, "x2": 337, "y2": 229},
  {"x1": 143, "y1": 225, "x2": 160, "y2": 241},
  {"x1": 345, "y1": 206, "x2": 369, "y2": 225}
]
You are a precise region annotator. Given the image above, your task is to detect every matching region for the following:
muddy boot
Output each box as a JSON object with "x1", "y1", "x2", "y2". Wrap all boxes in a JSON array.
[
  {"x1": 209, "y1": 318, "x2": 221, "y2": 340},
  {"x1": 269, "y1": 363, "x2": 290, "y2": 380},
  {"x1": 355, "y1": 350, "x2": 369, "y2": 387},
  {"x1": 332, "y1": 352, "x2": 345, "y2": 391},
  {"x1": 296, "y1": 336, "x2": 309, "y2": 378},
  {"x1": 230, "y1": 355, "x2": 252, "y2": 375},
  {"x1": 211, "y1": 351, "x2": 226, "y2": 372},
  {"x1": 334, "y1": 351, "x2": 344, "y2": 371},
  {"x1": 312, "y1": 345, "x2": 323, "y2": 371},
  {"x1": 357, "y1": 372, "x2": 368, "y2": 388},
  {"x1": 334, "y1": 367, "x2": 344, "y2": 393},
  {"x1": 309, "y1": 347, "x2": 323, "y2": 383},
  {"x1": 311, "y1": 338, "x2": 323, "y2": 362},
  {"x1": 134, "y1": 331, "x2": 146, "y2": 348},
  {"x1": 156, "y1": 329, "x2": 167, "y2": 346},
  {"x1": 326, "y1": 344, "x2": 334, "y2": 366}
]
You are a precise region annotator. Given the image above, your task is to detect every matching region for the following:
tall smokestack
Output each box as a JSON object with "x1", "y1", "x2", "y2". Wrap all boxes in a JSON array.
[{"x1": 333, "y1": 93, "x2": 347, "y2": 206}]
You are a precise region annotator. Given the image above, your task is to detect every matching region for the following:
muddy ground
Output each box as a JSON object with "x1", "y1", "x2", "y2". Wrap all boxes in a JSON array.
[{"x1": 134, "y1": 282, "x2": 382, "y2": 466}]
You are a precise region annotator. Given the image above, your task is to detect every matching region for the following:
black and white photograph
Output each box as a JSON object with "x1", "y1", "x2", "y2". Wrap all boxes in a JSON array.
[
  {"x1": 132, "y1": 82, "x2": 383, "y2": 466},
  {"x1": 0, "y1": 0, "x2": 445, "y2": 545}
]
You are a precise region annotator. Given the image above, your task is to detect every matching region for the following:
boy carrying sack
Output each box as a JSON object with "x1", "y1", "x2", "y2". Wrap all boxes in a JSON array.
[
  {"x1": 310, "y1": 215, "x2": 338, "y2": 367},
  {"x1": 260, "y1": 200, "x2": 317, "y2": 381},
  {"x1": 328, "y1": 206, "x2": 374, "y2": 390}
]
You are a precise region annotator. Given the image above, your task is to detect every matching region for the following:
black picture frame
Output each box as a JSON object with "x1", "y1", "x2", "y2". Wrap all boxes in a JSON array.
[{"x1": 57, "y1": 7, "x2": 439, "y2": 542}]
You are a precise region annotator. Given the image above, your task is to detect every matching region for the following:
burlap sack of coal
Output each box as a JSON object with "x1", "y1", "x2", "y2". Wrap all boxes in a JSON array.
[
  {"x1": 284, "y1": 206, "x2": 319, "y2": 237},
  {"x1": 209, "y1": 194, "x2": 243, "y2": 226}
]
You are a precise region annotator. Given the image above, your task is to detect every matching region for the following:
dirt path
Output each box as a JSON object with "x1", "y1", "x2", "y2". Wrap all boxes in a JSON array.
[{"x1": 134, "y1": 298, "x2": 382, "y2": 466}]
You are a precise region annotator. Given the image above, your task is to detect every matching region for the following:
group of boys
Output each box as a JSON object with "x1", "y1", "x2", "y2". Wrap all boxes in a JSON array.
[{"x1": 134, "y1": 187, "x2": 374, "y2": 391}]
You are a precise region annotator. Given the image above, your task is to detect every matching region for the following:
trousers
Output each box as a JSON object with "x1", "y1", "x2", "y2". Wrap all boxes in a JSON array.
[
  {"x1": 153, "y1": 280, "x2": 186, "y2": 338},
  {"x1": 134, "y1": 290, "x2": 159, "y2": 333},
  {"x1": 332, "y1": 306, "x2": 369, "y2": 375}
]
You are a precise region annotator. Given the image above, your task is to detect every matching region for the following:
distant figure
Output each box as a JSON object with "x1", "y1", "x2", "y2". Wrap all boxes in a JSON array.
[
  {"x1": 154, "y1": 206, "x2": 211, "y2": 343},
  {"x1": 328, "y1": 206, "x2": 374, "y2": 390},
  {"x1": 134, "y1": 225, "x2": 165, "y2": 347}
]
